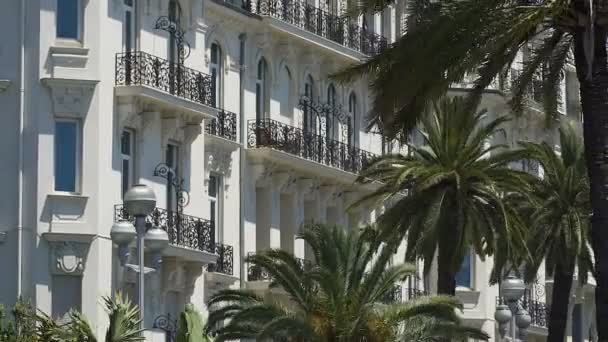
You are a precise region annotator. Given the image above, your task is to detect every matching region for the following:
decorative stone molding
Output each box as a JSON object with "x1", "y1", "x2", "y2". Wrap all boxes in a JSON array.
[
  {"x1": 41, "y1": 78, "x2": 98, "y2": 119},
  {"x1": 162, "y1": 116, "x2": 186, "y2": 146},
  {"x1": 49, "y1": 241, "x2": 90, "y2": 276},
  {"x1": 253, "y1": 162, "x2": 278, "y2": 188},
  {"x1": 205, "y1": 144, "x2": 234, "y2": 186},
  {"x1": 184, "y1": 124, "x2": 203, "y2": 144},
  {"x1": 0, "y1": 79, "x2": 10, "y2": 93},
  {"x1": 319, "y1": 185, "x2": 337, "y2": 205}
]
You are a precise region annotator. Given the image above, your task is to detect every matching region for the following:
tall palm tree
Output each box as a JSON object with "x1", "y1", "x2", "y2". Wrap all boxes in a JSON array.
[
  {"x1": 354, "y1": 96, "x2": 531, "y2": 295},
  {"x1": 205, "y1": 223, "x2": 489, "y2": 342},
  {"x1": 336, "y1": 1, "x2": 608, "y2": 336},
  {"x1": 518, "y1": 123, "x2": 593, "y2": 342}
]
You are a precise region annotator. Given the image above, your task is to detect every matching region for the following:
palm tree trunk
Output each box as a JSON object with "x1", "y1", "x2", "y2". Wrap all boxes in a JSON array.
[
  {"x1": 573, "y1": 26, "x2": 608, "y2": 341},
  {"x1": 547, "y1": 261, "x2": 574, "y2": 342},
  {"x1": 437, "y1": 235, "x2": 456, "y2": 295}
]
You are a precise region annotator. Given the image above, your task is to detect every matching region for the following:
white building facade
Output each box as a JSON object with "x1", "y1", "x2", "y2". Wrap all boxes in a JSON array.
[{"x1": 0, "y1": 0, "x2": 595, "y2": 340}]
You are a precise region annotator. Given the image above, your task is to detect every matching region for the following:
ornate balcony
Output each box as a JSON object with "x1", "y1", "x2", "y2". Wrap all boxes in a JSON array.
[
  {"x1": 115, "y1": 51, "x2": 214, "y2": 108},
  {"x1": 249, "y1": 0, "x2": 388, "y2": 56},
  {"x1": 247, "y1": 119, "x2": 376, "y2": 175},
  {"x1": 205, "y1": 109, "x2": 237, "y2": 141},
  {"x1": 404, "y1": 287, "x2": 427, "y2": 300},
  {"x1": 208, "y1": 243, "x2": 234, "y2": 275},
  {"x1": 247, "y1": 253, "x2": 310, "y2": 281},
  {"x1": 114, "y1": 205, "x2": 215, "y2": 254}
]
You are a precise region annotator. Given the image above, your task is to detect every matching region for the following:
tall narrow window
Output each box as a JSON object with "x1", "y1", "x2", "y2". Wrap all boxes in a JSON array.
[
  {"x1": 55, "y1": 120, "x2": 80, "y2": 193},
  {"x1": 326, "y1": 84, "x2": 337, "y2": 140},
  {"x1": 348, "y1": 92, "x2": 357, "y2": 146},
  {"x1": 210, "y1": 43, "x2": 222, "y2": 107},
  {"x1": 256, "y1": 58, "x2": 268, "y2": 121},
  {"x1": 455, "y1": 252, "x2": 473, "y2": 289},
  {"x1": 304, "y1": 75, "x2": 315, "y2": 134},
  {"x1": 166, "y1": 144, "x2": 179, "y2": 213},
  {"x1": 121, "y1": 130, "x2": 134, "y2": 198},
  {"x1": 279, "y1": 66, "x2": 292, "y2": 116},
  {"x1": 57, "y1": 0, "x2": 81, "y2": 40},
  {"x1": 123, "y1": 0, "x2": 135, "y2": 52},
  {"x1": 208, "y1": 173, "x2": 223, "y2": 244}
]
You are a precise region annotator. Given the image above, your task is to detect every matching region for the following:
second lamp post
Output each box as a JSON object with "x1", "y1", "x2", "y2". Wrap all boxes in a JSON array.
[{"x1": 111, "y1": 184, "x2": 169, "y2": 329}]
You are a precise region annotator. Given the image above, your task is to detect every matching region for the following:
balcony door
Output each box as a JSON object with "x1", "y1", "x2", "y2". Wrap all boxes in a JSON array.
[
  {"x1": 168, "y1": 0, "x2": 182, "y2": 95},
  {"x1": 166, "y1": 143, "x2": 180, "y2": 214},
  {"x1": 325, "y1": 84, "x2": 337, "y2": 141}
]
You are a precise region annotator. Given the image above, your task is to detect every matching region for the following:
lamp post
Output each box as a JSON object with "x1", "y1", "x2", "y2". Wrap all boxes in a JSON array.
[
  {"x1": 111, "y1": 184, "x2": 169, "y2": 329},
  {"x1": 495, "y1": 274, "x2": 532, "y2": 341}
]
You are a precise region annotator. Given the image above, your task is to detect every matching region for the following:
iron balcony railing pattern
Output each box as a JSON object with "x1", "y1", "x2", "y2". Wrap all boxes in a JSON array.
[
  {"x1": 208, "y1": 243, "x2": 234, "y2": 275},
  {"x1": 114, "y1": 205, "x2": 215, "y2": 253},
  {"x1": 404, "y1": 287, "x2": 427, "y2": 301},
  {"x1": 205, "y1": 109, "x2": 237, "y2": 141},
  {"x1": 248, "y1": 119, "x2": 376, "y2": 174},
  {"x1": 380, "y1": 285, "x2": 402, "y2": 304},
  {"x1": 250, "y1": 0, "x2": 388, "y2": 55},
  {"x1": 115, "y1": 51, "x2": 214, "y2": 107}
]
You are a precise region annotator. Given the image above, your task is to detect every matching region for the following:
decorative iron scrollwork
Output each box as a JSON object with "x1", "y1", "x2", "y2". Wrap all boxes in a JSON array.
[
  {"x1": 249, "y1": 0, "x2": 388, "y2": 55},
  {"x1": 205, "y1": 109, "x2": 237, "y2": 141},
  {"x1": 155, "y1": 16, "x2": 191, "y2": 62},
  {"x1": 208, "y1": 243, "x2": 234, "y2": 275},
  {"x1": 380, "y1": 284, "x2": 402, "y2": 304},
  {"x1": 153, "y1": 314, "x2": 177, "y2": 342},
  {"x1": 154, "y1": 163, "x2": 191, "y2": 210}
]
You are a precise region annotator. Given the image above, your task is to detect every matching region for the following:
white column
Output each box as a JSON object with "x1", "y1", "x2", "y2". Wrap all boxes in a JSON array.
[
  {"x1": 137, "y1": 112, "x2": 165, "y2": 208},
  {"x1": 255, "y1": 186, "x2": 272, "y2": 251},
  {"x1": 280, "y1": 193, "x2": 296, "y2": 254},
  {"x1": 182, "y1": 125, "x2": 204, "y2": 217}
]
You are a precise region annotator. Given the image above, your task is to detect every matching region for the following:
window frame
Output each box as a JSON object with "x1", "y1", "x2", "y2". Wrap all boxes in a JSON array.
[
  {"x1": 54, "y1": 119, "x2": 82, "y2": 194},
  {"x1": 455, "y1": 249, "x2": 475, "y2": 290},
  {"x1": 208, "y1": 173, "x2": 223, "y2": 243},
  {"x1": 209, "y1": 42, "x2": 223, "y2": 107},
  {"x1": 348, "y1": 92, "x2": 357, "y2": 146},
  {"x1": 56, "y1": 0, "x2": 84, "y2": 42},
  {"x1": 122, "y1": 0, "x2": 135, "y2": 52},
  {"x1": 166, "y1": 143, "x2": 180, "y2": 213},
  {"x1": 256, "y1": 58, "x2": 269, "y2": 121},
  {"x1": 121, "y1": 129, "x2": 135, "y2": 198}
]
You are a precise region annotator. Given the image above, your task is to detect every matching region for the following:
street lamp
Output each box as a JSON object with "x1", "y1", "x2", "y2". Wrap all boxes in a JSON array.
[
  {"x1": 111, "y1": 184, "x2": 169, "y2": 329},
  {"x1": 495, "y1": 274, "x2": 531, "y2": 341}
]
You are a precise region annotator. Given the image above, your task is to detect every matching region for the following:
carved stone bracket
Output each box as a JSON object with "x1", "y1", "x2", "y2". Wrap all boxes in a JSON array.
[
  {"x1": 205, "y1": 144, "x2": 234, "y2": 189},
  {"x1": 48, "y1": 241, "x2": 90, "y2": 276},
  {"x1": 41, "y1": 78, "x2": 98, "y2": 119},
  {"x1": 278, "y1": 171, "x2": 298, "y2": 194},
  {"x1": 162, "y1": 116, "x2": 186, "y2": 146},
  {"x1": 253, "y1": 162, "x2": 278, "y2": 188}
]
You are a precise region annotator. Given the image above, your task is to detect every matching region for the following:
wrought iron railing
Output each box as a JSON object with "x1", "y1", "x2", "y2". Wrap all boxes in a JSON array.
[
  {"x1": 247, "y1": 119, "x2": 376, "y2": 174},
  {"x1": 404, "y1": 287, "x2": 427, "y2": 301},
  {"x1": 380, "y1": 285, "x2": 402, "y2": 304},
  {"x1": 249, "y1": 0, "x2": 388, "y2": 55},
  {"x1": 153, "y1": 314, "x2": 178, "y2": 342},
  {"x1": 205, "y1": 109, "x2": 237, "y2": 141},
  {"x1": 115, "y1": 51, "x2": 214, "y2": 107},
  {"x1": 495, "y1": 296, "x2": 549, "y2": 328},
  {"x1": 114, "y1": 205, "x2": 215, "y2": 253},
  {"x1": 208, "y1": 243, "x2": 234, "y2": 275}
]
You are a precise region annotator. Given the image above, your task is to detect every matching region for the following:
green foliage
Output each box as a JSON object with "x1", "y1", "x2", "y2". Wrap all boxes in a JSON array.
[
  {"x1": 177, "y1": 304, "x2": 213, "y2": 342},
  {"x1": 333, "y1": 0, "x2": 586, "y2": 137},
  {"x1": 354, "y1": 96, "x2": 532, "y2": 286},
  {"x1": 0, "y1": 298, "x2": 38, "y2": 342},
  {"x1": 518, "y1": 123, "x2": 593, "y2": 283},
  {"x1": 206, "y1": 223, "x2": 489, "y2": 342},
  {"x1": 102, "y1": 292, "x2": 144, "y2": 342}
]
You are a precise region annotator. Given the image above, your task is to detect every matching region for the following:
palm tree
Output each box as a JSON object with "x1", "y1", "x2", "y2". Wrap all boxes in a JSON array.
[
  {"x1": 353, "y1": 96, "x2": 531, "y2": 295},
  {"x1": 335, "y1": 1, "x2": 608, "y2": 336},
  {"x1": 33, "y1": 292, "x2": 143, "y2": 342},
  {"x1": 205, "y1": 223, "x2": 489, "y2": 341},
  {"x1": 518, "y1": 123, "x2": 593, "y2": 342}
]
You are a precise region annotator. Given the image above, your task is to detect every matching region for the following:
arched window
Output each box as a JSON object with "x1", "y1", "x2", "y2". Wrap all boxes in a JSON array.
[
  {"x1": 279, "y1": 66, "x2": 292, "y2": 116},
  {"x1": 256, "y1": 58, "x2": 269, "y2": 121},
  {"x1": 348, "y1": 92, "x2": 357, "y2": 146},
  {"x1": 209, "y1": 43, "x2": 222, "y2": 107},
  {"x1": 326, "y1": 84, "x2": 337, "y2": 139},
  {"x1": 304, "y1": 75, "x2": 315, "y2": 134}
]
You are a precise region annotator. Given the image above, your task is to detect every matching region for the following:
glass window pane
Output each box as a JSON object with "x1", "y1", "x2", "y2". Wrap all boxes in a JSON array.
[
  {"x1": 121, "y1": 131, "x2": 131, "y2": 155},
  {"x1": 210, "y1": 201, "x2": 216, "y2": 225},
  {"x1": 55, "y1": 122, "x2": 78, "y2": 192},
  {"x1": 209, "y1": 175, "x2": 217, "y2": 198},
  {"x1": 122, "y1": 159, "x2": 130, "y2": 197},
  {"x1": 57, "y1": 0, "x2": 79, "y2": 39},
  {"x1": 455, "y1": 253, "x2": 471, "y2": 288}
]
